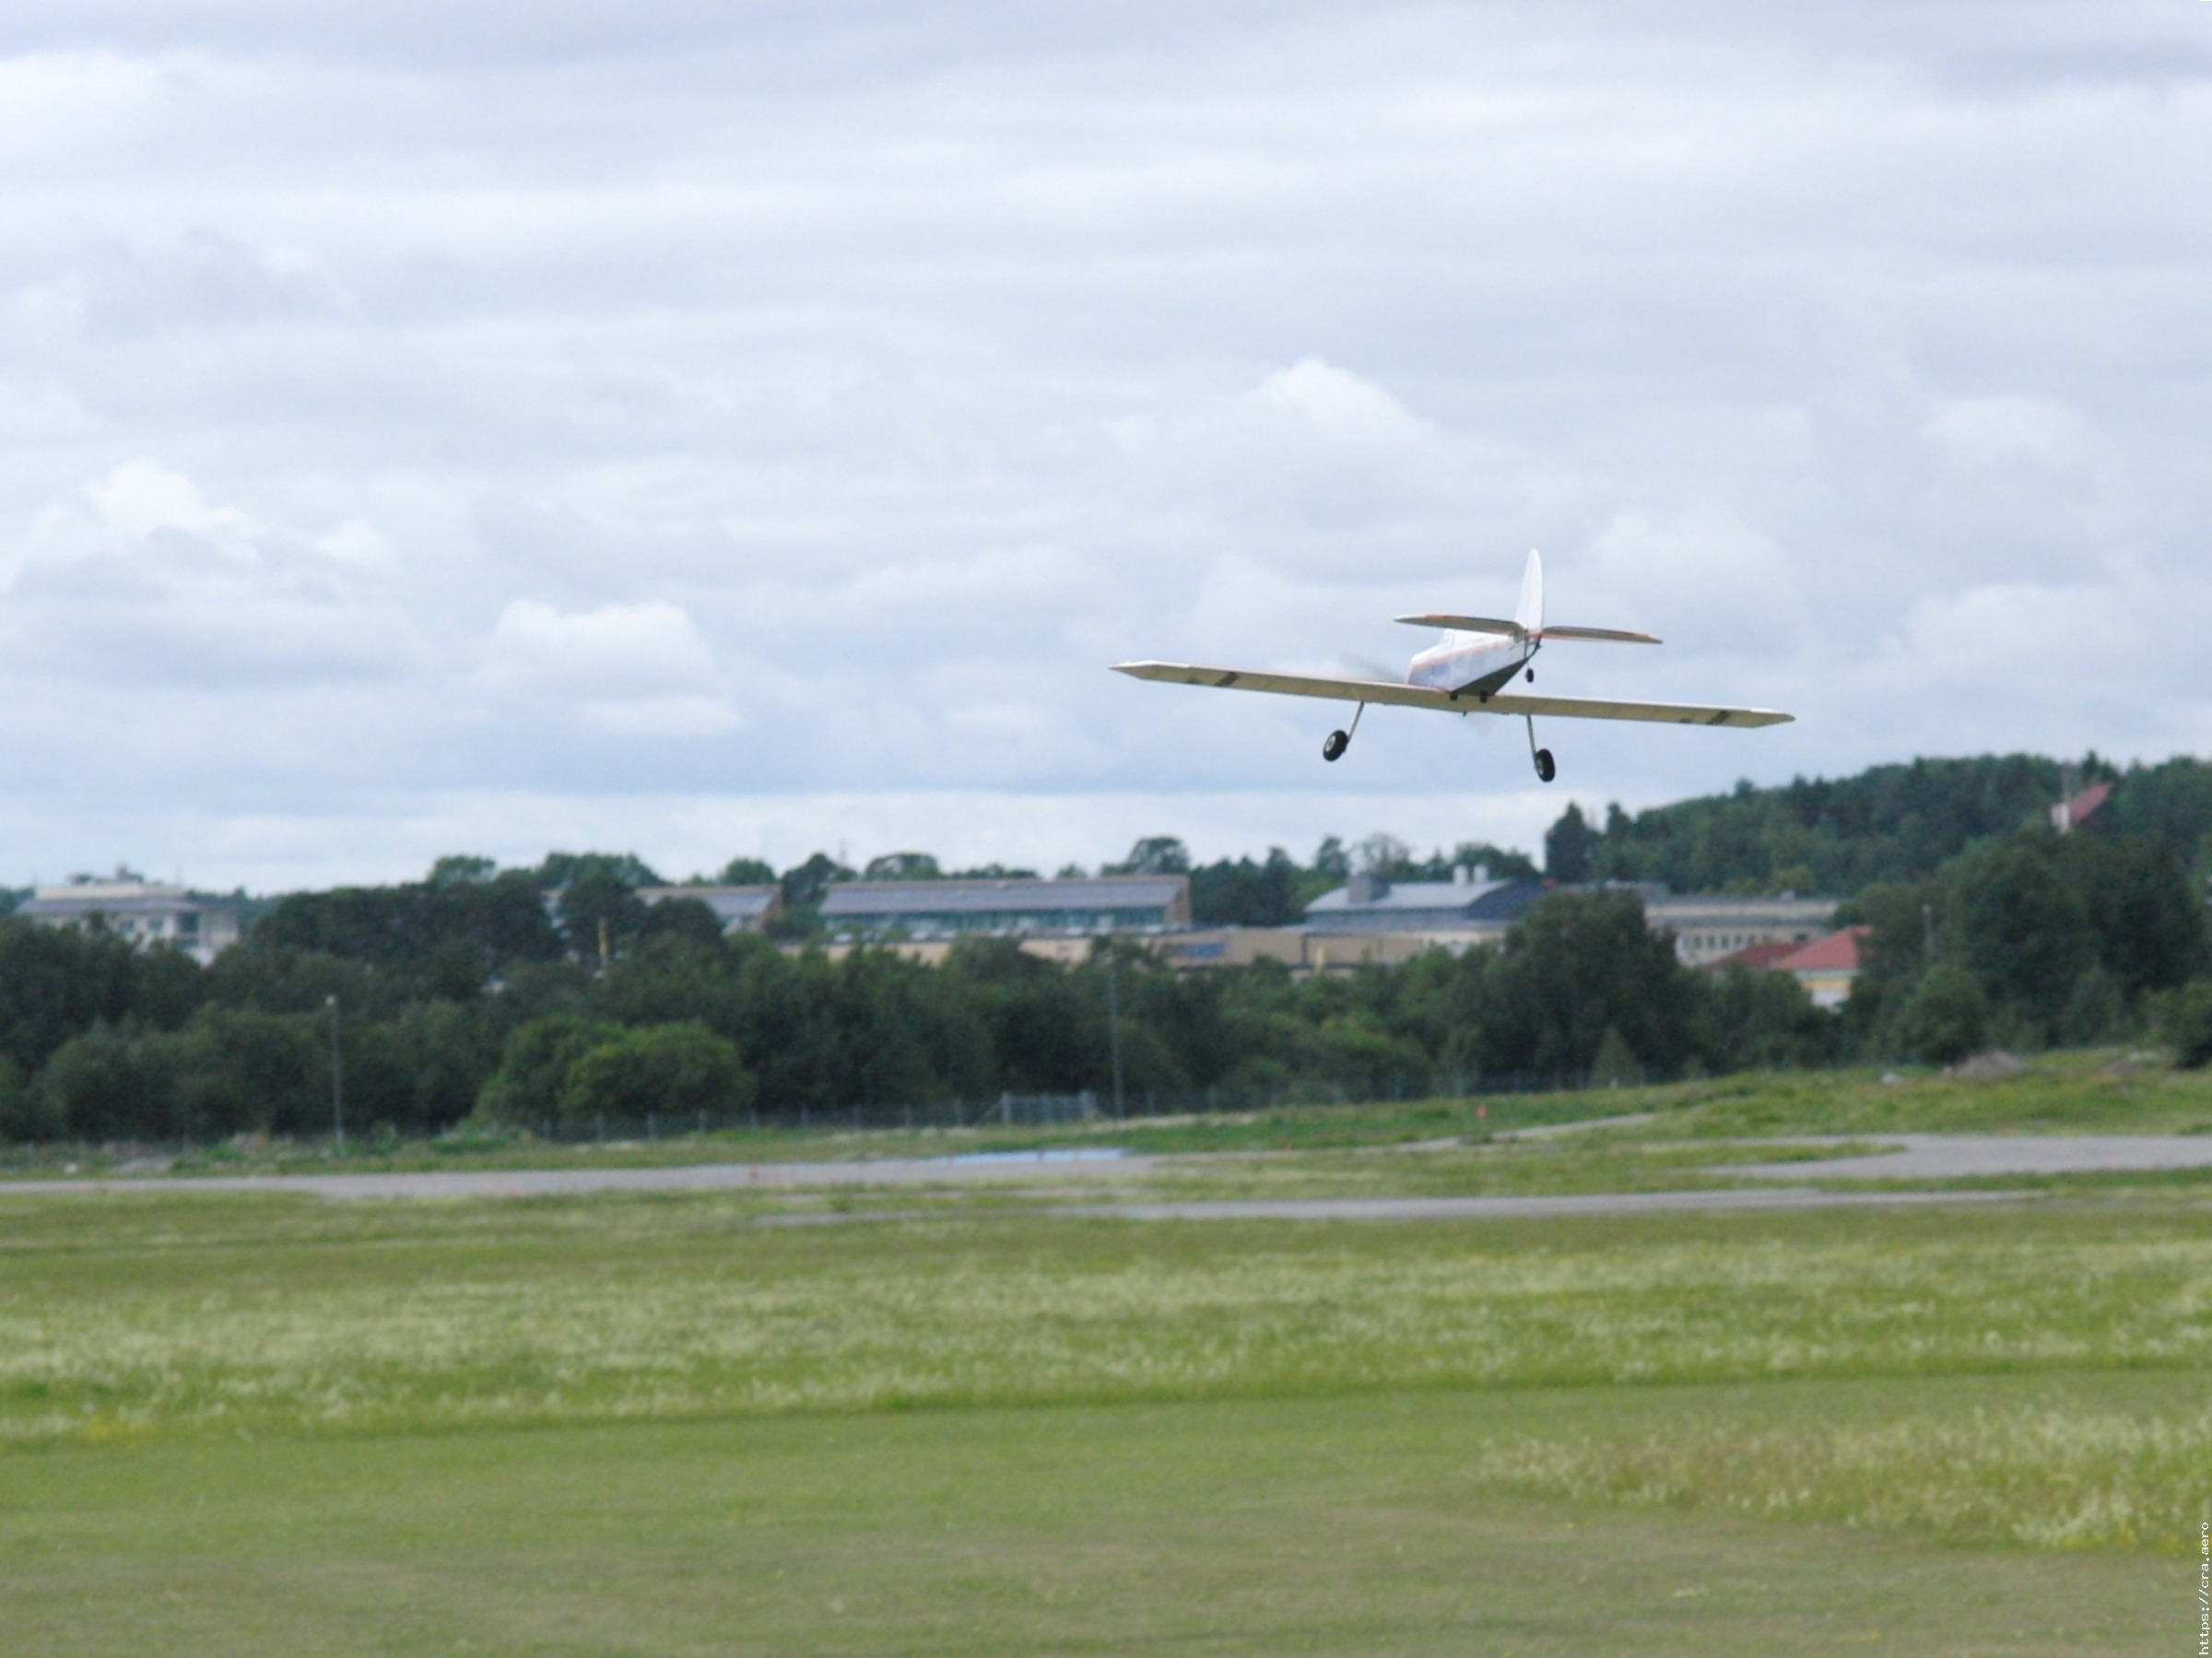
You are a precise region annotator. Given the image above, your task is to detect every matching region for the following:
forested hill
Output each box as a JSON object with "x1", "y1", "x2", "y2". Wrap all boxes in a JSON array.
[{"x1": 1544, "y1": 753, "x2": 2212, "y2": 896}]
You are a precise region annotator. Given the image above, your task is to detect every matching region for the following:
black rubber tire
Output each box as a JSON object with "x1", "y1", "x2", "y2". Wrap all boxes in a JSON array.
[
  {"x1": 1323, "y1": 730, "x2": 1349, "y2": 762},
  {"x1": 1534, "y1": 747, "x2": 1557, "y2": 782}
]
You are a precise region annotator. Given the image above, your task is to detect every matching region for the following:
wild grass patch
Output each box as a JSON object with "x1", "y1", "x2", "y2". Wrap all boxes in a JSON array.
[
  {"x1": 6, "y1": 1196, "x2": 2210, "y2": 1461},
  {"x1": 1467, "y1": 1404, "x2": 2212, "y2": 1552}
]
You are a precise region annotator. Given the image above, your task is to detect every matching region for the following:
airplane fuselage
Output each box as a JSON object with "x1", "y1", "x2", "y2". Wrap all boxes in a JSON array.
[{"x1": 1406, "y1": 632, "x2": 1535, "y2": 700}]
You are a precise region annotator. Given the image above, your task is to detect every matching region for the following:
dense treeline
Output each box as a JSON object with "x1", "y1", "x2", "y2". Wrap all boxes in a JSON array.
[
  {"x1": 1546, "y1": 753, "x2": 2212, "y2": 894},
  {"x1": 0, "y1": 873, "x2": 1841, "y2": 1144},
  {"x1": 1841, "y1": 824, "x2": 2206, "y2": 1063}
]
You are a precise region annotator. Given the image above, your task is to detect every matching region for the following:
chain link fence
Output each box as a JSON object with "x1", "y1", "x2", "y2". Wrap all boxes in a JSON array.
[{"x1": 0, "y1": 1069, "x2": 1608, "y2": 1164}]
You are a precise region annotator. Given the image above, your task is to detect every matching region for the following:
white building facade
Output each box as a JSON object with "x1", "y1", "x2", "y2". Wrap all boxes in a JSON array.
[{"x1": 15, "y1": 879, "x2": 244, "y2": 966}]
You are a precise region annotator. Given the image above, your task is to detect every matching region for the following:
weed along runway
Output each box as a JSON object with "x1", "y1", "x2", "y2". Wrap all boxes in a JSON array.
[{"x1": 8, "y1": 1066, "x2": 2212, "y2": 1655}]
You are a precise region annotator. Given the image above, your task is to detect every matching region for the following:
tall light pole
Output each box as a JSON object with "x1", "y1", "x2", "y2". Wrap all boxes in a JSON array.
[
  {"x1": 1104, "y1": 951, "x2": 1126, "y2": 1119},
  {"x1": 325, "y1": 994, "x2": 345, "y2": 1152}
]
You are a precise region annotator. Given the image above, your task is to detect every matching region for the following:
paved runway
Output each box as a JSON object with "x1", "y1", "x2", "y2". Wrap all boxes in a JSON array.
[
  {"x1": 0, "y1": 1148, "x2": 1157, "y2": 1202},
  {"x1": 1071, "y1": 1187, "x2": 2034, "y2": 1222},
  {"x1": 1723, "y1": 1134, "x2": 2212, "y2": 1182},
  {"x1": 3, "y1": 1133, "x2": 2203, "y2": 1211}
]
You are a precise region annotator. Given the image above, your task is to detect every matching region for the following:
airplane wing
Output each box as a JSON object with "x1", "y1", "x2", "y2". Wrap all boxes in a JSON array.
[
  {"x1": 1112, "y1": 661, "x2": 1793, "y2": 727},
  {"x1": 1536, "y1": 625, "x2": 1662, "y2": 644},
  {"x1": 1394, "y1": 613, "x2": 1523, "y2": 636},
  {"x1": 1114, "y1": 662, "x2": 1457, "y2": 711},
  {"x1": 1394, "y1": 615, "x2": 1661, "y2": 644}
]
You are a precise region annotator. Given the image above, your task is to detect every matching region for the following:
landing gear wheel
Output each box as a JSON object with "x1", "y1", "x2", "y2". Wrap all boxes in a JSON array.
[
  {"x1": 1322, "y1": 730, "x2": 1349, "y2": 763},
  {"x1": 1533, "y1": 747, "x2": 1556, "y2": 783}
]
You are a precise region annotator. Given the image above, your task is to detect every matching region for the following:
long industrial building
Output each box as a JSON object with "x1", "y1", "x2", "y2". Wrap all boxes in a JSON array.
[{"x1": 817, "y1": 875, "x2": 1191, "y2": 942}]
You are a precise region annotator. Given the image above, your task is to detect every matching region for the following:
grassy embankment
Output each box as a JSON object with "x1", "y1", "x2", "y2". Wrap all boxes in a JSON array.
[{"x1": 5, "y1": 1044, "x2": 2209, "y2": 1182}]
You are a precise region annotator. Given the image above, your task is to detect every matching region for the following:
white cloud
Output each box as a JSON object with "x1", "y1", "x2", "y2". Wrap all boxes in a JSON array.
[
  {"x1": 313, "y1": 517, "x2": 398, "y2": 571},
  {"x1": 1579, "y1": 512, "x2": 1811, "y2": 657},
  {"x1": 1925, "y1": 396, "x2": 2085, "y2": 467},
  {"x1": 580, "y1": 695, "x2": 742, "y2": 738},
  {"x1": 483, "y1": 598, "x2": 723, "y2": 697},
  {"x1": 1111, "y1": 357, "x2": 1489, "y2": 547},
  {"x1": 477, "y1": 598, "x2": 742, "y2": 738},
  {"x1": 85, "y1": 458, "x2": 259, "y2": 556},
  {"x1": 7, "y1": 459, "x2": 265, "y2": 584}
]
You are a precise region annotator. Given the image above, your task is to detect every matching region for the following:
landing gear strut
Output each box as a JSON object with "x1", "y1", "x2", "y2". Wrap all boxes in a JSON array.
[
  {"x1": 1323, "y1": 701, "x2": 1367, "y2": 763},
  {"x1": 1525, "y1": 715, "x2": 1556, "y2": 783}
]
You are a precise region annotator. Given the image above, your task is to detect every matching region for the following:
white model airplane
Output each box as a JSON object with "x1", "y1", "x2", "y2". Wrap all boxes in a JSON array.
[{"x1": 1113, "y1": 550, "x2": 1790, "y2": 782}]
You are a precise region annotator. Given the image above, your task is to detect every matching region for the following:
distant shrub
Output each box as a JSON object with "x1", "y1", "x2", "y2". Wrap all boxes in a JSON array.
[
  {"x1": 1892, "y1": 966, "x2": 1991, "y2": 1067},
  {"x1": 560, "y1": 1024, "x2": 756, "y2": 1121},
  {"x1": 1589, "y1": 1027, "x2": 1645, "y2": 1088},
  {"x1": 0, "y1": 1051, "x2": 57, "y2": 1143},
  {"x1": 174, "y1": 1007, "x2": 326, "y2": 1136},
  {"x1": 474, "y1": 1014, "x2": 626, "y2": 1123},
  {"x1": 2165, "y1": 982, "x2": 2212, "y2": 1070},
  {"x1": 35, "y1": 1021, "x2": 182, "y2": 1140}
]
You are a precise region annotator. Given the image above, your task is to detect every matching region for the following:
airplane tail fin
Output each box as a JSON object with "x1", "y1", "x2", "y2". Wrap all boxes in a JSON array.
[
  {"x1": 1394, "y1": 547, "x2": 1657, "y2": 644},
  {"x1": 1513, "y1": 549, "x2": 1544, "y2": 636}
]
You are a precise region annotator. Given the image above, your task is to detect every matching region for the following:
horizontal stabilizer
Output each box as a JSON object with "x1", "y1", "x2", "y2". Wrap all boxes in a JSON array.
[
  {"x1": 1112, "y1": 660, "x2": 1791, "y2": 727},
  {"x1": 1394, "y1": 613, "x2": 1523, "y2": 636},
  {"x1": 1537, "y1": 625, "x2": 1662, "y2": 644}
]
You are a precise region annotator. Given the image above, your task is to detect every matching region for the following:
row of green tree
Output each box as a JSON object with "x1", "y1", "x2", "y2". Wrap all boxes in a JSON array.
[{"x1": 1, "y1": 882, "x2": 1841, "y2": 1145}]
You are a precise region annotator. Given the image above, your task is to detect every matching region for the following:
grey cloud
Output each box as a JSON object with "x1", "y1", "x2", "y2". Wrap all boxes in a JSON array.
[{"x1": 0, "y1": 3, "x2": 2207, "y2": 884}]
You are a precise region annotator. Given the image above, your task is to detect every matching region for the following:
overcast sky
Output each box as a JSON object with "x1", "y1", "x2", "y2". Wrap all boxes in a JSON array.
[{"x1": 1, "y1": 1, "x2": 2208, "y2": 891}]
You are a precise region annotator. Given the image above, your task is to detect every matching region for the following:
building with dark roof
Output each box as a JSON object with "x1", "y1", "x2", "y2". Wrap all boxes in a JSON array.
[
  {"x1": 1302, "y1": 867, "x2": 1545, "y2": 936},
  {"x1": 1641, "y1": 893, "x2": 1837, "y2": 966},
  {"x1": 818, "y1": 876, "x2": 1190, "y2": 942},
  {"x1": 638, "y1": 884, "x2": 783, "y2": 935}
]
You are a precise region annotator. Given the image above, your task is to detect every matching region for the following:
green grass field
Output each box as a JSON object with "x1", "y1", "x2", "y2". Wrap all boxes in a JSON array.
[
  {"x1": 6, "y1": 1059, "x2": 2212, "y2": 1653},
  {"x1": 5, "y1": 1389, "x2": 2192, "y2": 1656}
]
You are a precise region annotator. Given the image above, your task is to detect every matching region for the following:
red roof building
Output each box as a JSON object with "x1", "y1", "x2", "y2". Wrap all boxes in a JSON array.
[
  {"x1": 1705, "y1": 938, "x2": 1804, "y2": 973},
  {"x1": 2050, "y1": 781, "x2": 2112, "y2": 835},
  {"x1": 1772, "y1": 925, "x2": 1868, "y2": 1009}
]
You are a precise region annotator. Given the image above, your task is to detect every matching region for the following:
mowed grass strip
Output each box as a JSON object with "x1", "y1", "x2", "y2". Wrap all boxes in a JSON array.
[
  {"x1": 5, "y1": 1188, "x2": 2212, "y2": 1553},
  {"x1": 0, "y1": 1387, "x2": 2190, "y2": 1657}
]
